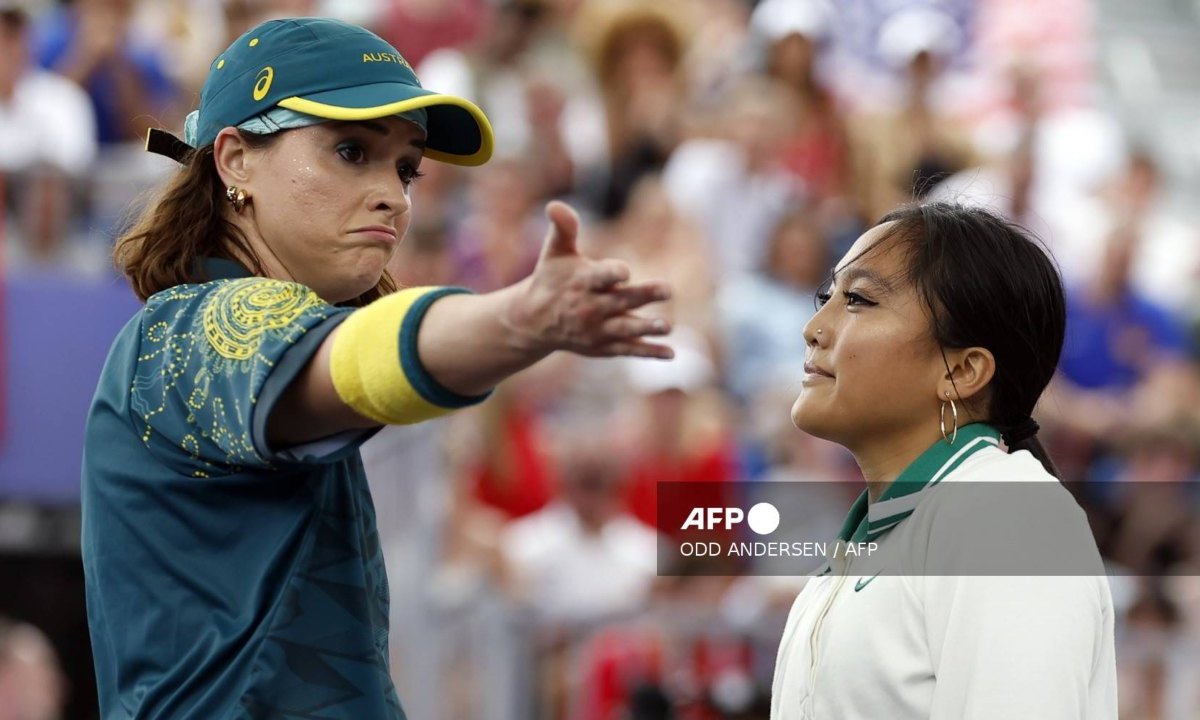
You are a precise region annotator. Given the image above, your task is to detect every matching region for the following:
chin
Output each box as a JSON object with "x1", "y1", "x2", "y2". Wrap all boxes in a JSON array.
[
  {"x1": 346, "y1": 260, "x2": 393, "y2": 299},
  {"x1": 322, "y1": 273, "x2": 384, "y2": 305},
  {"x1": 790, "y1": 393, "x2": 834, "y2": 440},
  {"x1": 790, "y1": 393, "x2": 812, "y2": 430}
]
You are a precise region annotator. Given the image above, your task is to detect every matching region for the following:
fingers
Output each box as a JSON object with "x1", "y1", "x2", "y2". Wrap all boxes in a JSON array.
[
  {"x1": 586, "y1": 259, "x2": 632, "y2": 290},
  {"x1": 590, "y1": 280, "x2": 672, "y2": 316},
  {"x1": 596, "y1": 340, "x2": 675, "y2": 360},
  {"x1": 600, "y1": 314, "x2": 671, "y2": 342},
  {"x1": 540, "y1": 200, "x2": 581, "y2": 261}
]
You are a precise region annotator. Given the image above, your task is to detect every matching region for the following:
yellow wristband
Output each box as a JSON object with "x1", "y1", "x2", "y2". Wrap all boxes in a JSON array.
[{"x1": 330, "y1": 286, "x2": 490, "y2": 425}]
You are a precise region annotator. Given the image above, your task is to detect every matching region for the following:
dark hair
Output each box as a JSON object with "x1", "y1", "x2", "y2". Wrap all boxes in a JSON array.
[
  {"x1": 114, "y1": 130, "x2": 396, "y2": 305},
  {"x1": 872, "y1": 201, "x2": 1066, "y2": 477}
]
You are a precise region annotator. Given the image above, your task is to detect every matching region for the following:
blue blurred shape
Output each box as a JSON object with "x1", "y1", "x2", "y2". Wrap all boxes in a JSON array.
[{"x1": 0, "y1": 269, "x2": 142, "y2": 503}]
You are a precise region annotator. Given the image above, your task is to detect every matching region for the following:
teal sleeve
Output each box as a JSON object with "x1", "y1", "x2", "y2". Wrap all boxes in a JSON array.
[{"x1": 129, "y1": 278, "x2": 359, "y2": 476}]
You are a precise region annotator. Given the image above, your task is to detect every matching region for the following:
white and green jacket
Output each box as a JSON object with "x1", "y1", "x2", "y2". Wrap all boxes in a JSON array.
[{"x1": 771, "y1": 423, "x2": 1117, "y2": 719}]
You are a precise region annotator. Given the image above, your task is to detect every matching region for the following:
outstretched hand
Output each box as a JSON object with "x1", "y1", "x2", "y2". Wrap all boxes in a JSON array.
[{"x1": 504, "y1": 201, "x2": 674, "y2": 360}]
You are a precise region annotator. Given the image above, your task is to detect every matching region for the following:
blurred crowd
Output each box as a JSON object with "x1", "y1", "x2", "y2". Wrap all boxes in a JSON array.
[{"x1": 3, "y1": 0, "x2": 1200, "y2": 718}]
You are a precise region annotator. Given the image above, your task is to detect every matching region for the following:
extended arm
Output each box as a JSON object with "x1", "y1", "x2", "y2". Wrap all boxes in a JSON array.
[{"x1": 267, "y1": 202, "x2": 672, "y2": 447}]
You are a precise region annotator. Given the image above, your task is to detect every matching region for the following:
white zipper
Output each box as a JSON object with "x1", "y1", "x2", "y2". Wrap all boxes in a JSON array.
[{"x1": 806, "y1": 541, "x2": 853, "y2": 716}]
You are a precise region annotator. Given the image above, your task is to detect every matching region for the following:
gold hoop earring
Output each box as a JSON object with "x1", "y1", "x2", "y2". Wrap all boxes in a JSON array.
[
  {"x1": 940, "y1": 392, "x2": 958, "y2": 445},
  {"x1": 225, "y1": 185, "x2": 249, "y2": 213}
]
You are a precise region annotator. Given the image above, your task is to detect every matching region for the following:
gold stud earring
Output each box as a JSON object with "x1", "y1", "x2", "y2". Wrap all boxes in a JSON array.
[
  {"x1": 225, "y1": 185, "x2": 249, "y2": 212},
  {"x1": 939, "y1": 391, "x2": 958, "y2": 445}
]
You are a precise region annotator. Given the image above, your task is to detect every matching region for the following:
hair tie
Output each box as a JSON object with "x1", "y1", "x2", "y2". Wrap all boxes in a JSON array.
[{"x1": 1002, "y1": 416, "x2": 1040, "y2": 446}]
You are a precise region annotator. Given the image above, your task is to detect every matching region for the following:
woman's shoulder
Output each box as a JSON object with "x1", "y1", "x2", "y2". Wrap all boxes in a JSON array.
[
  {"x1": 143, "y1": 275, "x2": 317, "y2": 307},
  {"x1": 142, "y1": 276, "x2": 336, "y2": 330},
  {"x1": 915, "y1": 447, "x2": 1104, "y2": 575},
  {"x1": 944, "y1": 443, "x2": 1046, "y2": 478},
  {"x1": 928, "y1": 445, "x2": 1079, "y2": 516}
]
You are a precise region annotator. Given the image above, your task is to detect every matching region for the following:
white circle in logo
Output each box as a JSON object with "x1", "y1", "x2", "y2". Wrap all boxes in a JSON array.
[{"x1": 747, "y1": 502, "x2": 780, "y2": 535}]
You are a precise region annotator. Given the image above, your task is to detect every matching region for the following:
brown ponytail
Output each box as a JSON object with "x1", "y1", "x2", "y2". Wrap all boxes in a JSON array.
[{"x1": 113, "y1": 132, "x2": 396, "y2": 306}]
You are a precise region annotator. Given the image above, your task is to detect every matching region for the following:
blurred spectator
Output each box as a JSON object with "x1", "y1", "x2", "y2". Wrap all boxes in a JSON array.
[
  {"x1": 1117, "y1": 579, "x2": 1183, "y2": 720},
  {"x1": 848, "y1": 7, "x2": 977, "y2": 222},
  {"x1": 929, "y1": 60, "x2": 1049, "y2": 236},
  {"x1": 571, "y1": 573, "x2": 761, "y2": 720},
  {"x1": 605, "y1": 175, "x2": 714, "y2": 333},
  {"x1": 0, "y1": 618, "x2": 66, "y2": 720},
  {"x1": 451, "y1": 157, "x2": 544, "y2": 291},
  {"x1": 1051, "y1": 225, "x2": 1193, "y2": 441},
  {"x1": 716, "y1": 208, "x2": 827, "y2": 404},
  {"x1": 571, "y1": 623, "x2": 671, "y2": 720},
  {"x1": 932, "y1": 63, "x2": 1140, "y2": 297},
  {"x1": 32, "y1": 0, "x2": 180, "y2": 145},
  {"x1": 663, "y1": 79, "x2": 804, "y2": 280},
  {"x1": 682, "y1": 0, "x2": 748, "y2": 105},
  {"x1": 973, "y1": 0, "x2": 1094, "y2": 115},
  {"x1": 124, "y1": 0, "x2": 226, "y2": 100},
  {"x1": 749, "y1": 0, "x2": 849, "y2": 206},
  {"x1": 1055, "y1": 149, "x2": 1200, "y2": 320},
  {"x1": 501, "y1": 427, "x2": 658, "y2": 627},
  {"x1": 220, "y1": 0, "x2": 268, "y2": 44},
  {"x1": 1099, "y1": 426, "x2": 1200, "y2": 574},
  {"x1": 523, "y1": 74, "x2": 579, "y2": 197},
  {"x1": 376, "y1": 0, "x2": 486, "y2": 69},
  {"x1": 418, "y1": 0, "x2": 589, "y2": 197},
  {"x1": 0, "y1": 3, "x2": 96, "y2": 260},
  {"x1": 616, "y1": 326, "x2": 736, "y2": 528},
  {"x1": 1162, "y1": 575, "x2": 1200, "y2": 718},
  {"x1": 387, "y1": 219, "x2": 457, "y2": 288},
  {"x1": 1041, "y1": 206, "x2": 1200, "y2": 487},
  {"x1": 577, "y1": 0, "x2": 689, "y2": 218},
  {"x1": 467, "y1": 381, "x2": 557, "y2": 520}
]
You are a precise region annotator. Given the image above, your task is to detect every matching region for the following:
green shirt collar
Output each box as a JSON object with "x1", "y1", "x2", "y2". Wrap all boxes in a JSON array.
[{"x1": 837, "y1": 422, "x2": 1002, "y2": 544}]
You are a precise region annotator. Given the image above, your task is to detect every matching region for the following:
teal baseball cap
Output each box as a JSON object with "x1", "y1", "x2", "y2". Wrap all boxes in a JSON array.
[{"x1": 147, "y1": 17, "x2": 493, "y2": 166}]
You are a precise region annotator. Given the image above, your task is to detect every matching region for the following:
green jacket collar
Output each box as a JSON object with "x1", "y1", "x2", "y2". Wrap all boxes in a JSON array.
[{"x1": 837, "y1": 422, "x2": 1002, "y2": 544}]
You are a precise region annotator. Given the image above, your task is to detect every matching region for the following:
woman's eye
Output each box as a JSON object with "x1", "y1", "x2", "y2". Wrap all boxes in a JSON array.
[
  {"x1": 814, "y1": 291, "x2": 832, "y2": 308},
  {"x1": 397, "y1": 163, "x2": 425, "y2": 187},
  {"x1": 337, "y1": 143, "x2": 366, "y2": 163},
  {"x1": 843, "y1": 291, "x2": 875, "y2": 307}
]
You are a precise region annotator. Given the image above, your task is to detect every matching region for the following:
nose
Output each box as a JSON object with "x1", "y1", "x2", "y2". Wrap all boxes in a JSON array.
[
  {"x1": 803, "y1": 305, "x2": 832, "y2": 348},
  {"x1": 367, "y1": 172, "x2": 411, "y2": 222}
]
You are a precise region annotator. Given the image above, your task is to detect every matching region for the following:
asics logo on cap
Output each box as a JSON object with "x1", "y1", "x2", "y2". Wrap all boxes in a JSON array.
[{"x1": 253, "y1": 67, "x2": 274, "y2": 101}]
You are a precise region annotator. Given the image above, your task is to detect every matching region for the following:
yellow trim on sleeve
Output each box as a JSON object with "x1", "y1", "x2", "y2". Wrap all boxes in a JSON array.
[
  {"x1": 276, "y1": 94, "x2": 494, "y2": 166},
  {"x1": 330, "y1": 286, "x2": 448, "y2": 425}
]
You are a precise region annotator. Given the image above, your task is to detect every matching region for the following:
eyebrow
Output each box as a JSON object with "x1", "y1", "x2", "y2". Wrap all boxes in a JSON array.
[
  {"x1": 331, "y1": 120, "x2": 426, "y2": 149},
  {"x1": 831, "y1": 266, "x2": 896, "y2": 294}
]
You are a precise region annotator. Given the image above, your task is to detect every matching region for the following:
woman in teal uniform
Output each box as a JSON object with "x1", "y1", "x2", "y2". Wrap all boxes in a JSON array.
[{"x1": 82, "y1": 18, "x2": 672, "y2": 719}]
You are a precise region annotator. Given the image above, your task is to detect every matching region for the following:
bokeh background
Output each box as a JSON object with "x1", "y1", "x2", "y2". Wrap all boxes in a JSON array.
[{"x1": 2, "y1": 0, "x2": 1200, "y2": 717}]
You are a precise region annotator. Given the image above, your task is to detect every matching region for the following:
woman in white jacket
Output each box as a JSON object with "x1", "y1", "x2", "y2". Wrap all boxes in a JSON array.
[{"x1": 772, "y1": 202, "x2": 1117, "y2": 719}]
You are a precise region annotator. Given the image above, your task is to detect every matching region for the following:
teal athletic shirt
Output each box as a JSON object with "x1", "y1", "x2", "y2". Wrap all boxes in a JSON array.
[{"x1": 81, "y1": 258, "x2": 481, "y2": 719}]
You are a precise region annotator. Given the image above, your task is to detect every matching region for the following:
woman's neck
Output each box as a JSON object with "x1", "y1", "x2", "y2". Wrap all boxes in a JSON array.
[
  {"x1": 226, "y1": 215, "x2": 295, "y2": 285},
  {"x1": 849, "y1": 424, "x2": 944, "y2": 504}
]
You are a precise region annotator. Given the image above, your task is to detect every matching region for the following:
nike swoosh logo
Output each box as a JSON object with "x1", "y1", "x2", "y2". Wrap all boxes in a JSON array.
[{"x1": 854, "y1": 572, "x2": 881, "y2": 592}]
